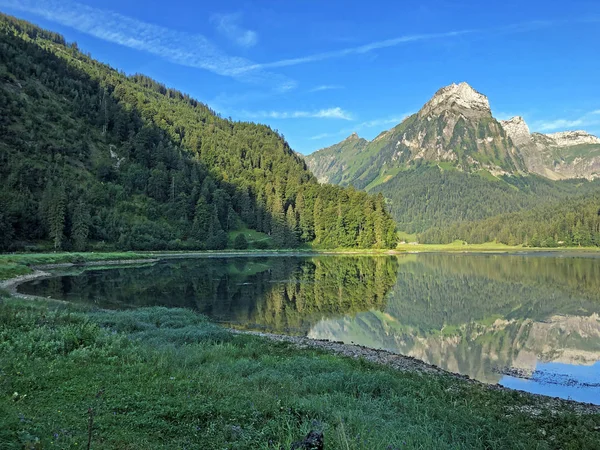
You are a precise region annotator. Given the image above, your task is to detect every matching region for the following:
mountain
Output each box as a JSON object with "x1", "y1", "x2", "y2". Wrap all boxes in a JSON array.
[
  {"x1": 306, "y1": 132, "x2": 368, "y2": 185},
  {"x1": 0, "y1": 13, "x2": 397, "y2": 251},
  {"x1": 500, "y1": 117, "x2": 600, "y2": 180},
  {"x1": 305, "y1": 82, "x2": 526, "y2": 191},
  {"x1": 305, "y1": 82, "x2": 600, "y2": 235}
]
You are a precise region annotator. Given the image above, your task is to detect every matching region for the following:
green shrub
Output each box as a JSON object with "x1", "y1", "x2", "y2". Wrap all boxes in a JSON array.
[
  {"x1": 253, "y1": 240, "x2": 269, "y2": 250},
  {"x1": 233, "y1": 233, "x2": 248, "y2": 250}
]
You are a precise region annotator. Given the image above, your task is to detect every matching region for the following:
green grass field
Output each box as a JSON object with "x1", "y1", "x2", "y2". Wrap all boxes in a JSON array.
[
  {"x1": 227, "y1": 228, "x2": 274, "y2": 248},
  {"x1": 1, "y1": 296, "x2": 599, "y2": 449},
  {"x1": 394, "y1": 240, "x2": 600, "y2": 253}
]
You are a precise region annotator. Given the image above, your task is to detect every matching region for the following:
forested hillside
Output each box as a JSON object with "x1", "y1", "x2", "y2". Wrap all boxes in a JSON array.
[
  {"x1": 420, "y1": 193, "x2": 600, "y2": 247},
  {"x1": 0, "y1": 14, "x2": 396, "y2": 251},
  {"x1": 368, "y1": 164, "x2": 600, "y2": 233}
]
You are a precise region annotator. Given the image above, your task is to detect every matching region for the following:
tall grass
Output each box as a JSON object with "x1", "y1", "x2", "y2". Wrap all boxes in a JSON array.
[{"x1": 1, "y1": 297, "x2": 599, "y2": 449}]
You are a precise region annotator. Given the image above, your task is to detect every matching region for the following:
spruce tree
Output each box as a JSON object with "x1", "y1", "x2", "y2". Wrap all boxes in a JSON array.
[
  {"x1": 313, "y1": 197, "x2": 324, "y2": 244},
  {"x1": 285, "y1": 204, "x2": 299, "y2": 247},
  {"x1": 71, "y1": 200, "x2": 90, "y2": 251},
  {"x1": 48, "y1": 183, "x2": 66, "y2": 250}
]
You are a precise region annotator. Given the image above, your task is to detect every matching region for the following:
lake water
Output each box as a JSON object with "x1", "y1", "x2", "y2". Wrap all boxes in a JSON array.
[{"x1": 18, "y1": 253, "x2": 600, "y2": 404}]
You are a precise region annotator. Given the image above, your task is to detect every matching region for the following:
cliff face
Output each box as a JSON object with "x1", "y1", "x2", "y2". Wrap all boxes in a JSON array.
[{"x1": 500, "y1": 117, "x2": 600, "y2": 180}]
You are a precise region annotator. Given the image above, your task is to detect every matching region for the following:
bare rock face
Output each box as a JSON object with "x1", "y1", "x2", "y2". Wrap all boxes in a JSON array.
[
  {"x1": 500, "y1": 117, "x2": 600, "y2": 180},
  {"x1": 500, "y1": 116, "x2": 532, "y2": 148},
  {"x1": 419, "y1": 82, "x2": 491, "y2": 120},
  {"x1": 500, "y1": 116, "x2": 548, "y2": 177},
  {"x1": 545, "y1": 130, "x2": 600, "y2": 147}
]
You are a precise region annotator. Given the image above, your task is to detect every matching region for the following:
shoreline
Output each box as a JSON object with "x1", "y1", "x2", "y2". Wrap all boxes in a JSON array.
[
  {"x1": 2, "y1": 263, "x2": 600, "y2": 413},
  {"x1": 229, "y1": 328, "x2": 600, "y2": 413}
]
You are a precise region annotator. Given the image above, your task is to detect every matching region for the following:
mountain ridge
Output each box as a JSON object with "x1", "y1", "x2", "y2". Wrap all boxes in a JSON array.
[
  {"x1": 500, "y1": 116, "x2": 600, "y2": 180},
  {"x1": 305, "y1": 81, "x2": 527, "y2": 189},
  {"x1": 307, "y1": 82, "x2": 600, "y2": 183}
]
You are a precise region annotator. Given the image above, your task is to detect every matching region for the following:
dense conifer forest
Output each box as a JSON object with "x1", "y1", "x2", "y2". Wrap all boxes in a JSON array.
[
  {"x1": 368, "y1": 164, "x2": 600, "y2": 235},
  {"x1": 420, "y1": 192, "x2": 600, "y2": 247},
  {"x1": 0, "y1": 14, "x2": 396, "y2": 252}
]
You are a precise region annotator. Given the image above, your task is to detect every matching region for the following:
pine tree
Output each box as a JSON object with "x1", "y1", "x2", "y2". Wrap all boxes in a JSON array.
[
  {"x1": 313, "y1": 197, "x2": 324, "y2": 245},
  {"x1": 359, "y1": 200, "x2": 376, "y2": 248},
  {"x1": 48, "y1": 183, "x2": 66, "y2": 250},
  {"x1": 285, "y1": 204, "x2": 299, "y2": 247},
  {"x1": 295, "y1": 191, "x2": 314, "y2": 242},
  {"x1": 192, "y1": 197, "x2": 212, "y2": 240},
  {"x1": 270, "y1": 196, "x2": 286, "y2": 248},
  {"x1": 0, "y1": 212, "x2": 14, "y2": 251},
  {"x1": 71, "y1": 200, "x2": 90, "y2": 251}
]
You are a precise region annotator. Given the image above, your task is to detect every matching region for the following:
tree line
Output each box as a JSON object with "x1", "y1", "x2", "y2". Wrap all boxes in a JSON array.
[
  {"x1": 419, "y1": 193, "x2": 600, "y2": 247},
  {"x1": 369, "y1": 164, "x2": 600, "y2": 234}
]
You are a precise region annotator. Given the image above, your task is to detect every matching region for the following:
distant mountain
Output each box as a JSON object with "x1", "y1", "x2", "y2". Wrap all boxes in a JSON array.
[
  {"x1": 305, "y1": 82, "x2": 526, "y2": 190},
  {"x1": 304, "y1": 82, "x2": 600, "y2": 235},
  {"x1": 306, "y1": 132, "x2": 368, "y2": 185},
  {"x1": 500, "y1": 117, "x2": 600, "y2": 180}
]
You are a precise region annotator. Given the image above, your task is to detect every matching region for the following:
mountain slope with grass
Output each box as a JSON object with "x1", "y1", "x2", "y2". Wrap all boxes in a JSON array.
[{"x1": 0, "y1": 13, "x2": 396, "y2": 252}]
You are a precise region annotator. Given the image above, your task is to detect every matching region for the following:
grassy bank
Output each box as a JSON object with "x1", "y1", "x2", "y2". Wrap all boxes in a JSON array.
[
  {"x1": 395, "y1": 241, "x2": 600, "y2": 253},
  {"x1": 0, "y1": 250, "x2": 304, "y2": 281},
  {"x1": 1, "y1": 296, "x2": 599, "y2": 449}
]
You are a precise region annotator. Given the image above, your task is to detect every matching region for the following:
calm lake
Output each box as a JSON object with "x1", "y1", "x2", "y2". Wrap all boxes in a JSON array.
[{"x1": 18, "y1": 253, "x2": 600, "y2": 404}]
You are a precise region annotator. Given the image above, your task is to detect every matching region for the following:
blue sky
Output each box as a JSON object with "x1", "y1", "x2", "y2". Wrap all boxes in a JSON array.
[{"x1": 1, "y1": 0, "x2": 600, "y2": 154}]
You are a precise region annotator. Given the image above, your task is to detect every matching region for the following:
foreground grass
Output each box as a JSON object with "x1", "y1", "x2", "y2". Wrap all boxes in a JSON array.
[{"x1": 1, "y1": 298, "x2": 599, "y2": 449}]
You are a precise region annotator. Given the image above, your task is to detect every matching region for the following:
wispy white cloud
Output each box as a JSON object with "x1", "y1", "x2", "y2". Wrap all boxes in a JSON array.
[
  {"x1": 234, "y1": 30, "x2": 474, "y2": 74},
  {"x1": 535, "y1": 118, "x2": 584, "y2": 131},
  {"x1": 211, "y1": 12, "x2": 257, "y2": 48},
  {"x1": 309, "y1": 114, "x2": 412, "y2": 140},
  {"x1": 309, "y1": 132, "x2": 336, "y2": 141},
  {"x1": 0, "y1": 0, "x2": 289, "y2": 87},
  {"x1": 233, "y1": 18, "x2": 599, "y2": 75},
  {"x1": 240, "y1": 107, "x2": 353, "y2": 120},
  {"x1": 533, "y1": 110, "x2": 600, "y2": 132},
  {"x1": 308, "y1": 84, "x2": 344, "y2": 93}
]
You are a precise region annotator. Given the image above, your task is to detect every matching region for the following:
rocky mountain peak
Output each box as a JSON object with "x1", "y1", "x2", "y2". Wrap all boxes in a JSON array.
[
  {"x1": 544, "y1": 130, "x2": 600, "y2": 147},
  {"x1": 345, "y1": 132, "x2": 360, "y2": 141},
  {"x1": 500, "y1": 116, "x2": 532, "y2": 148},
  {"x1": 419, "y1": 82, "x2": 491, "y2": 119}
]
